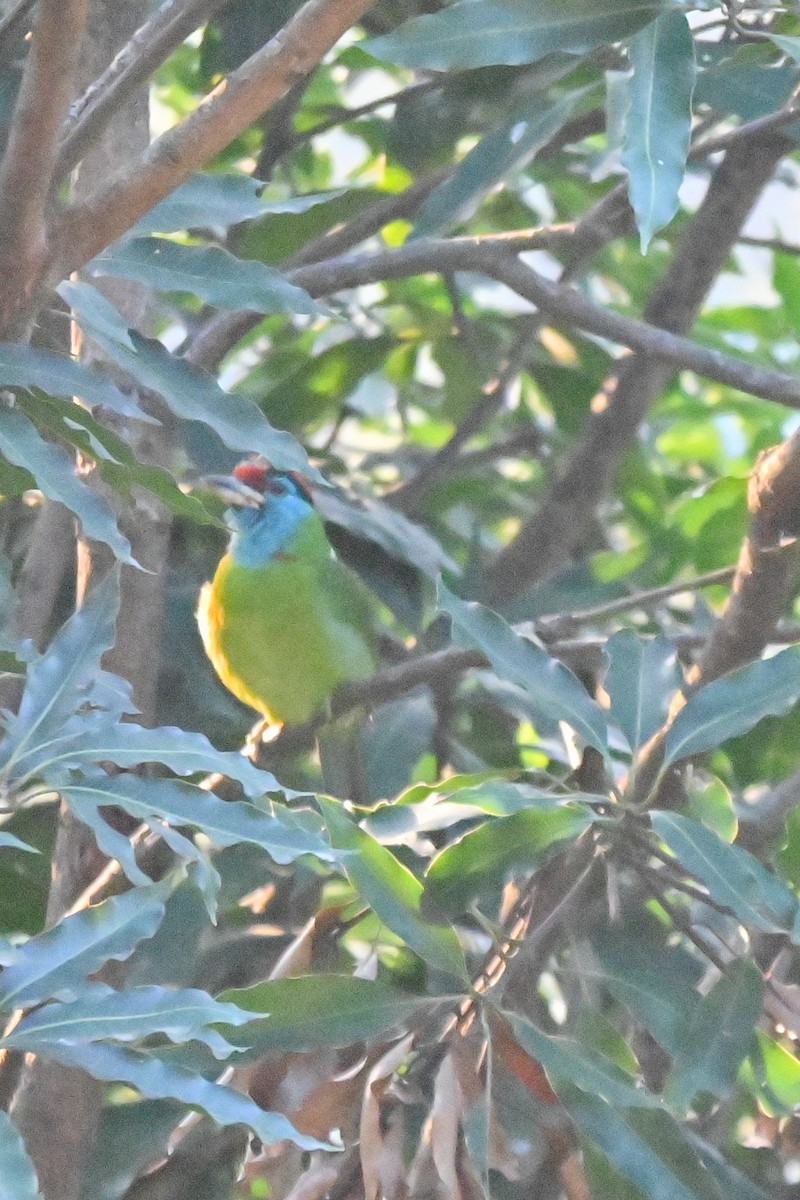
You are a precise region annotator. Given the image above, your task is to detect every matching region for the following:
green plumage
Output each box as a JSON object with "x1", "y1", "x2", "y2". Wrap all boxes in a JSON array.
[{"x1": 198, "y1": 500, "x2": 376, "y2": 727}]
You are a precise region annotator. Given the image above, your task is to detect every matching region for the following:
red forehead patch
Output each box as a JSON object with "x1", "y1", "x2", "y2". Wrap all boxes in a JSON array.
[
  {"x1": 233, "y1": 462, "x2": 269, "y2": 493},
  {"x1": 233, "y1": 462, "x2": 314, "y2": 503}
]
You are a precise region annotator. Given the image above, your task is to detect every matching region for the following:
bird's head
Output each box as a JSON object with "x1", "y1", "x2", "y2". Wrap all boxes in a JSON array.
[{"x1": 202, "y1": 461, "x2": 316, "y2": 566}]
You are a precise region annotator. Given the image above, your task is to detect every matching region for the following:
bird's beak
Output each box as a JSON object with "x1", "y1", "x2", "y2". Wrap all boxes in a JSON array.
[{"x1": 194, "y1": 474, "x2": 265, "y2": 509}]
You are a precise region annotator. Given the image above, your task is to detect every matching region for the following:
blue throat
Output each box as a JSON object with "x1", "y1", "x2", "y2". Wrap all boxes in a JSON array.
[{"x1": 227, "y1": 484, "x2": 313, "y2": 568}]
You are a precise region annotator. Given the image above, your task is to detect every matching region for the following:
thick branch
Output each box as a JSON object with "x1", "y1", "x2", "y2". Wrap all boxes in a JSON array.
[
  {"x1": 57, "y1": 0, "x2": 233, "y2": 179},
  {"x1": 0, "y1": 0, "x2": 89, "y2": 335},
  {"x1": 51, "y1": 0, "x2": 375, "y2": 275},
  {"x1": 480, "y1": 133, "x2": 792, "y2": 607}
]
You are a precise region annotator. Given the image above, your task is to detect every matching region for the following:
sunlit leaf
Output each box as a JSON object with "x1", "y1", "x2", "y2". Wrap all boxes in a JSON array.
[
  {"x1": 319, "y1": 797, "x2": 467, "y2": 979},
  {"x1": 423, "y1": 804, "x2": 592, "y2": 919}
]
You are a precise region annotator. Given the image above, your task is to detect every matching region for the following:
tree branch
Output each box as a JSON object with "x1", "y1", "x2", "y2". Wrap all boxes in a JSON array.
[
  {"x1": 479, "y1": 133, "x2": 792, "y2": 607},
  {"x1": 56, "y1": 0, "x2": 234, "y2": 180},
  {"x1": 0, "y1": 0, "x2": 90, "y2": 337},
  {"x1": 287, "y1": 232, "x2": 800, "y2": 409},
  {"x1": 51, "y1": 0, "x2": 376, "y2": 276}
]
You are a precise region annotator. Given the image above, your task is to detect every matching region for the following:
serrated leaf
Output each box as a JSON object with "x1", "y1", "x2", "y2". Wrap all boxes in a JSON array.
[
  {"x1": 0, "y1": 571, "x2": 120, "y2": 779},
  {"x1": 423, "y1": 804, "x2": 592, "y2": 919},
  {"x1": 315, "y1": 486, "x2": 457, "y2": 578},
  {"x1": 0, "y1": 1111, "x2": 41, "y2": 1200},
  {"x1": 604, "y1": 631, "x2": 682, "y2": 751},
  {"x1": 34, "y1": 713, "x2": 283, "y2": 798},
  {"x1": 134, "y1": 175, "x2": 343, "y2": 234},
  {"x1": 91, "y1": 239, "x2": 319, "y2": 316},
  {"x1": 366, "y1": 0, "x2": 667, "y2": 71},
  {"x1": 39, "y1": 1040, "x2": 329, "y2": 1150},
  {"x1": 58, "y1": 773, "x2": 334, "y2": 866},
  {"x1": 0, "y1": 407, "x2": 133, "y2": 561},
  {"x1": 663, "y1": 646, "x2": 800, "y2": 769},
  {"x1": 505, "y1": 1011, "x2": 664, "y2": 1109},
  {"x1": 5, "y1": 984, "x2": 253, "y2": 1058},
  {"x1": 651, "y1": 812, "x2": 800, "y2": 936},
  {"x1": 221, "y1": 975, "x2": 442, "y2": 1052},
  {"x1": 60, "y1": 281, "x2": 314, "y2": 478},
  {"x1": 665, "y1": 959, "x2": 763, "y2": 1112},
  {"x1": 622, "y1": 9, "x2": 695, "y2": 251},
  {"x1": 0, "y1": 879, "x2": 174, "y2": 1009},
  {"x1": 414, "y1": 89, "x2": 583, "y2": 239},
  {"x1": 0, "y1": 342, "x2": 151, "y2": 422},
  {"x1": 319, "y1": 797, "x2": 467, "y2": 979},
  {"x1": 439, "y1": 584, "x2": 608, "y2": 755},
  {"x1": 561, "y1": 1085, "x2": 731, "y2": 1200}
]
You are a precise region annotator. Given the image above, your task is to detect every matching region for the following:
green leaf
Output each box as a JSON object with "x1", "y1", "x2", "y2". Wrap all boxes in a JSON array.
[
  {"x1": 34, "y1": 713, "x2": 283, "y2": 798},
  {"x1": 423, "y1": 804, "x2": 592, "y2": 919},
  {"x1": 133, "y1": 175, "x2": 343, "y2": 233},
  {"x1": 0, "y1": 342, "x2": 151, "y2": 422},
  {"x1": 663, "y1": 646, "x2": 800, "y2": 769},
  {"x1": 414, "y1": 90, "x2": 583, "y2": 239},
  {"x1": 83, "y1": 1099, "x2": 185, "y2": 1200},
  {"x1": 315, "y1": 486, "x2": 457, "y2": 579},
  {"x1": 767, "y1": 34, "x2": 800, "y2": 65},
  {"x1": 57, "y1": 773, "x2": 334, "y2": 867},
  {"x1": 0, "y1": 879, "x2": 174, "y2": 1009},
  {"x1": 505, "y1": 1011, "x2": 664, "y2": 1109},
  {"x1": 5, "y1": 984, "x2": 253, "y2": 1058},
  {"x1": 319, "y1": 797, "x2": 467, "y2": 979},
  {"x1": 0, "y1": 570, "x2": 120, "y2": 777},
  {"x1": 592, "y1": 917, "x2": 703, "y2": 1055},
  {"x1": 683, "y1": 776, "x2": 737, "y2": 843},
  {"x1": 0, "y1": 407, "x2": 133, "y2": 561},
  {"x1": 38, "y1": 1040, "x2": 329, "y2": 1151},
  {"x1": 0, "y1": 832, "x2": 38, "y2": 853},
  {"x1": 0, "y1": 1111, "x2": 41, "y2": 1200},
  {"x1": 562, "y1": 1086, "x2": 731, "y2": 1200},
  {"x1": 91, "y1": 239, "x2": 320, "y2": 316},
  {"x1": 439, "y1": 584, "x2": 608, "y2": 755},
  {"x1": 604, "y1": 632, "x2": 682, "y2": 751},
  {"x1": 221, "y1": 975, "x2": 442, "y2": 1052},
  {"x1": 665, "y1": 959, "x2": 763, "y2": 1112},
  {"x1": 683, "y1": 1129, "x2": 774, "y2": 1200},
  {"x1": 622, "y1": 9, "x2": 695, "y2": 251},
  {"x1": 60, "y1": 281, "x2": 315, "y2": 478},
  {"x1": 650, "y1": 812, "x2": 800, "y2": 936},
  {"x1": 746, "y1": 1030, "x2": 800, "y2": 1115},
  {"x1": 366, "y1": 0, "x2": 667, "y2": 71}
]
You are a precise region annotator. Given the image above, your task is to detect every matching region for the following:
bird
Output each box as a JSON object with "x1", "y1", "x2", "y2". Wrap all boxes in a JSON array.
[{"x1": 197, "y1": 461, "x2": 377, "y2": 732}]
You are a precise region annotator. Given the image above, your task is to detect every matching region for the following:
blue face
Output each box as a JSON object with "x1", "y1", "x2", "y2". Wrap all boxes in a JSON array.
[{"x1": 227, "y1": 473, "x2": 314, "y2": 567}]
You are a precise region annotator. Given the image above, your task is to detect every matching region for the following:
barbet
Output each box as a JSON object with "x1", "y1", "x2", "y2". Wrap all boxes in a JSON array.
[{"x1": 198, "y1": 462, "x2": 376, "y2": 730}]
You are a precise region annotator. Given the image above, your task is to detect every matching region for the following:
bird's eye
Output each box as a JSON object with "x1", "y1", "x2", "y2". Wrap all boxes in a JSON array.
[{"x1": 266, "y1": 478, "x2": 287, "y2": 496}]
